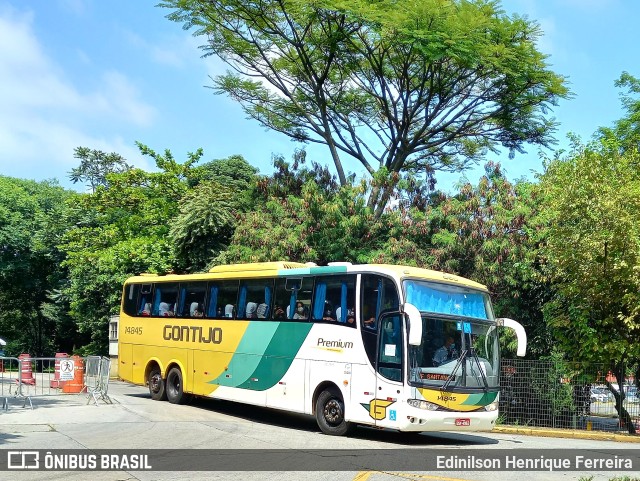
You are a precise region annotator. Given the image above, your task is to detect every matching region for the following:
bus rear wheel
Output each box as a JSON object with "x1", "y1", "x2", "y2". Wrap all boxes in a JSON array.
[
  {"x1": 148, "y1": 366, "x2": 166, "y2": 401},
  {"x1": 315, "y1": 388, "x2": 355, "y2": 436},
  {"x1": 166, "y1": 367, "x2": 187, "y2": 404}
]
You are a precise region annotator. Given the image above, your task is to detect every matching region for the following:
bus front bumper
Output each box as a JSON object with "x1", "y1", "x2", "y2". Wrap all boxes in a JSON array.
[{"x1": 395, "y1": 408, "x2": 498, "y2": 432}]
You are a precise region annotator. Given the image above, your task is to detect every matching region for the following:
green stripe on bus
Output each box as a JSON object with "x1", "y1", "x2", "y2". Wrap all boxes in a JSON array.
[
  {"x1": 461, "y1": 391, "x2": 498, "y2": 406},
  {"x1": 236, "y1": 322, "x2": 313, "y2": 391},
  {"x1": 210, "y1": 322, "x2": 280, "y2": 387},
  {"x1": 278, "y1": 266, "x2": 348, "y2": 276}
]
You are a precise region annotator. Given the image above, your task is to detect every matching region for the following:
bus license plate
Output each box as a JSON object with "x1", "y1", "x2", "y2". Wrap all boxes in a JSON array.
[{"x1": 455, "y1": 418, "x2": 470, "y2": 426}]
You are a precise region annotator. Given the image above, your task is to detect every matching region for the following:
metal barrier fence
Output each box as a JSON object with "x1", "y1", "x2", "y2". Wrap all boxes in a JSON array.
[
  {"x1": 0, "y1": 355, "x2": 113, "y2": 410},
  {"x1": 85, "y1": 356, "x2": 112, "y2": 406},
  {"x1": 500, "y1": 359, "x2": 640, "y2": 433}
]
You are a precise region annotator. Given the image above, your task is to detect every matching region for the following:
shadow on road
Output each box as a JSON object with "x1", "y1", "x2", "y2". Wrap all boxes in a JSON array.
[{"x1": 120, "y1": 386, "x2": 499, "y2": 445}]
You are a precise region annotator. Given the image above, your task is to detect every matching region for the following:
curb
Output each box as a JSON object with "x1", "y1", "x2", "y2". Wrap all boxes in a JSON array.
[{"x1": 493, "y1": 426, "x2": 640, "y2": 443}]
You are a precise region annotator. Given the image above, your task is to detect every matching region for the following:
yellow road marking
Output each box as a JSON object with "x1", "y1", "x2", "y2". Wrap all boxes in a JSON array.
[{"x1": 353, "y1": 472, "x2": 374, "y2": 481}]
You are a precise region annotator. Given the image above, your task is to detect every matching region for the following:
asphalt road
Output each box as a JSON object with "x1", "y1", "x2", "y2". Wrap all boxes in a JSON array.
[{"x1": 0, "y1": 380, "x2": 638, "y2": 481}]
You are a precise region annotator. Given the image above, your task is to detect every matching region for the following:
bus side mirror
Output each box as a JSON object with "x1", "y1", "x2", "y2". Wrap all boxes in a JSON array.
[
  {"x1": 403, "y1": 303, "x2": 422, "y2": 346},
  {"x1": 496, "y1": 318, "x2": 527, "y2": 357}
]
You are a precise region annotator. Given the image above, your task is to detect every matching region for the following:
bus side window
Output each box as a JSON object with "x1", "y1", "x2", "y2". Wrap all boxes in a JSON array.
[
  {"x1": 237, "y1": 279, "x2": 274, "y2": 320},
  {"x1": 180, "y1": 282, "x2": 207, "y2": 318},
  {"x1": 378, "y1": 315, "x2": 403, "y2": 382},
  {"x1": 312, "y1": 275, "x2": 356, "y2": 326},
  {"x1": 274, "y1": 277, "x2": 313, "y2": 320},
  {"x1": 361, "y1": 274, "x2": 399, "y2": 365},
  {"x1": 210, "y1": 281, "x2": 239, "y2": 319},
  {"x1": 360, "y1": 275, "x2": 399, "y2": 329},
  {"x1": 152, "y1": 283, "x2": 179, "y2": 317}
]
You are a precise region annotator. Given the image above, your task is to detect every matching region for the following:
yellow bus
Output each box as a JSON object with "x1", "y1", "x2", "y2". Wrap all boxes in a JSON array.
[{"x1": 118, "y1": 261, "x2": 526, "y2": 435}]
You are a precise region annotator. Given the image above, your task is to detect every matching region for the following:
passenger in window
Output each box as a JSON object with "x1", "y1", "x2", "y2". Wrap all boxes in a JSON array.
[
  {"x1": 273, "y1": 304, "x2": 286, "y2": 319},
  {"x1": 335, "y1": 307, "x2": 355, "y2": 323},
  {"x1": 345, "y1": 308, "x2": 356, "y2": 327},
  {"x1": 141, "y1": 303, "x2": 151, "y2": 316},
  {"x1": 159, "y1": 302, "x2": 174, "y2": 317},
  {"x1": 433, "y1": 337, "x2": 456, "y2": 366},
  {"x1": 193, "y1": 304, "x2": 204, "y2": 318},
  {"x1": 363, "y1": 307, "x2": 376, "y2": 328},
  {"x1": 322, "y1": 306, "x2": 336, "y2": 321},
  {"x1": 246, "y1": 302, "x2": 258, "y2": 318},
  {"x1": 225, "y1": 304, "x2": 235, "y2": 318},
  {"x1": 256, "y1": 302, "x2": 268, "y2": 318},
  {"x1": 293, "y1": 301, "x2": 307, "y2": 319},
  {"x1": 189, "y1": 302, "x2": 199, "y2": 317}
]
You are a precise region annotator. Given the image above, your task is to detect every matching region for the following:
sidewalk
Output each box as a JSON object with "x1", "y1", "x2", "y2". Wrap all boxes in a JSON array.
[{"x1": 493, "y1": 425, "x2": 640, "y2": 443}]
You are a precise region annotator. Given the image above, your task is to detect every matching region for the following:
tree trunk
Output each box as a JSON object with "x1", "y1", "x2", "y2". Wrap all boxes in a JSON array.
[{"x1": 607, "y1": 364, "x2": 636, "y2": 434}]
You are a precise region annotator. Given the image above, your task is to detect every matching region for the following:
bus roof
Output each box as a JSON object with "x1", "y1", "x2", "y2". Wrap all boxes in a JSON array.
[{"x1": 125, "y1": 262, "x2": 487, "y2": 291}]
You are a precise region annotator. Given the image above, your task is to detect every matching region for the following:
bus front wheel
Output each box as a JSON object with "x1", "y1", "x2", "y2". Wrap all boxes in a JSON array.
[
  {"x1": 166, "y1": 367, "x2": 187, "y2": 404},
  {"x1": 148, "y1": 366, "x2": 166, "y2": 401},
  {"x1": 315, "y1": 388, "x2": 354, "y2": 436}
]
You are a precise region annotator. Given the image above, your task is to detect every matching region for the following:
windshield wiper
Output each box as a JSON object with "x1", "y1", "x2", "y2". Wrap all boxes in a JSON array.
[
  {"x1": 441, "y1": 348, "x2": 489, "y2": 392},
  {"x1": 469, "y1": 348, "x2": 489, "y2": 390},
  {"x1": 442, "y1": 349, "x2": 467, "y2": 392}
]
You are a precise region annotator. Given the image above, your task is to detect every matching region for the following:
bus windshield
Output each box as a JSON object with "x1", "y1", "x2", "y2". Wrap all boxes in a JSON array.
[{"x1": 403, "y1": 280, "x2": 499, "y2": 390}]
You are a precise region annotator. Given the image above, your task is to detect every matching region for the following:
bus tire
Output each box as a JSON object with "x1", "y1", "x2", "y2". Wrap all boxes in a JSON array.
[
  {"x1": 315, "y1": 388, "x2": 355, "y2": 436},
  {"x1": 148, "y1": 366, "x2": 167, "y2": 401},
  {"x1": 166, "y1": 367, "x2": 187, "y2": 404}
]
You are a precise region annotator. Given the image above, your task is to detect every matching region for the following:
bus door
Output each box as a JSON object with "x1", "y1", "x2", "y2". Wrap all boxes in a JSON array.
[{"x1": 374, "y1": 312, "x2": 404, "y2": 428}]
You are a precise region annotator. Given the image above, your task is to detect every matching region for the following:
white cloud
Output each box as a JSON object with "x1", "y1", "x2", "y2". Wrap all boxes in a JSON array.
[
  {"x1": 0, "y1": 4, "x2": 156, "y2": 184},
  {"x1": 99, "y1": 70, "x2": 156, "y2": 127},
  {"x1": 122, "y1": 27, "x2": 204, "y2": 70}
]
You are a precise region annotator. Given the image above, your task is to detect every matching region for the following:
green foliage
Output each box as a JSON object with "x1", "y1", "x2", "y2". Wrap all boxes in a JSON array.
[
  {"x1": 535, "y1": 350, "x2": 575, "y2": 417},
  {"x1": 161, "y1": 0, "x2": 568, "y2": 215},
  {"x1": 539, "y1": 140, "x2": 640, "y2": 367},
  {"x1": 0, "y1": 176, "x2": 75, "y2": 355},
  {"x1": 188, "y1": 154, "x2": 258, "y2": 190},
  {"x1": 60, "y1": 146, "x2": 258, "y2": 353},
  {"x1": 424, "y1": 162, "x2": 552, "y2": 355},
  {"x1": 598, "y1": 72, "x2": 640, "y2": 152},
  {"x1": 68, "y1": 146, "x2": 131, "y2": 192},
  {"x1": 60, "y1": 145, "x2": 202, "y2": 354},
  {"x1": 170, "y1": 181, "x2": 236, "y2": 272},
  {"x1": 187, "y1": 154, "x2": 258, "y2": 212},
  {"x1": 218, "y1": 153, "x2": 391, "y2": 265},
  {"x1": 218, "y1": 179, "x2": 377, "y2": 266}
]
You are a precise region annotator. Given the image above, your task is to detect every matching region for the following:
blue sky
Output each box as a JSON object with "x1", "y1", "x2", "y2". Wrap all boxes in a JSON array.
[{"x1": 0, "y1": 0, "x2": 637, "y2": 192}]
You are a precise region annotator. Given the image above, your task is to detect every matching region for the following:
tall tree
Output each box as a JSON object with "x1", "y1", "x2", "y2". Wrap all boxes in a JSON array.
[
  {"x1": 161, "y1": 0, "x2": 568, "y2": 216},
  {"x1": 171, "y1": 154, "x2": 258, "y2": 271},
  {"x1": 69, "y1": 147, "x2": 131, "y2": 193},
  {"x1": 0, "y1": 176, "x2": 74, "y2": 355},
  {"x1": 539, "y1": 139, "x2": 640, "y2": 433}
]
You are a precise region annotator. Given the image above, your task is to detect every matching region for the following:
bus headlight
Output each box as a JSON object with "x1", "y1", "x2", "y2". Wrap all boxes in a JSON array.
[
  {"x1": 484, "y1": 394, "x2": 499, "y2": 412},
  {"x1": 407, "y1": 399, "x2": 439, "y2": 411}
]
